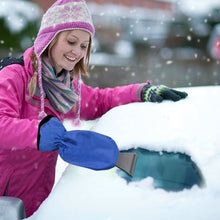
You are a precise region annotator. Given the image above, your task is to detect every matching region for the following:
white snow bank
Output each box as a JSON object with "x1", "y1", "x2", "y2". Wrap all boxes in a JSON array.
[
  {"x1": 179, "y1": 0, "x2": 220, "y2": 15},
  {"x1": 92, "y1": 86, "x2": 220, "y2": 168},
  {"x1": 27, "y1": 86, "x2": 220, "y2": 220}
]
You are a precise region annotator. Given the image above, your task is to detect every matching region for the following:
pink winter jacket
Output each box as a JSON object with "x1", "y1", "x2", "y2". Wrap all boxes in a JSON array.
[{"x1": 0, "y1": 47, "x2": 142, "y2": 217}]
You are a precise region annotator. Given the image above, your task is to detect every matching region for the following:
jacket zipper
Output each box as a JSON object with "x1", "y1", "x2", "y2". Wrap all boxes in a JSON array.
[{"x1": 3, "y1": 180, "x2": 10, "y2": 196}]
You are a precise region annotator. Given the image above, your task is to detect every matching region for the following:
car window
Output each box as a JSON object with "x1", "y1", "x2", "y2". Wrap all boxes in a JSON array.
[{"x1": 117, "y1": 148, "x2": 204, "y2": 191}]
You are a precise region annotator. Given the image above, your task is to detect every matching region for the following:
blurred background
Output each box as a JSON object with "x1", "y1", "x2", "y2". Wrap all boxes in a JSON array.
[{"x1": 0, "y1": 0, "x2": 220, "y2": 88}]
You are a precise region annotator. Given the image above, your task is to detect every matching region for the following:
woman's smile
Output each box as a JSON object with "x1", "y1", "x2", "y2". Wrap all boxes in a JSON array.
[{"x1": 64, "y1": 55, "x2": 77, "y2": 62}]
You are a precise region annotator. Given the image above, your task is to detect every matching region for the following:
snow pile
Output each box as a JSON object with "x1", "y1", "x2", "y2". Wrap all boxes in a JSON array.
[
  {"x1": 92, "y1": 86, "x2": 220, "y2": 168},
  {"x1": 0, "y1": 0, "x2": 40, "y2": 33},
  {"x1": 179, "y1": 0, "x2": 220, "y2": 15},
  {"x1": 27, "y1": 86, "x2": 220, "y2": 220}
]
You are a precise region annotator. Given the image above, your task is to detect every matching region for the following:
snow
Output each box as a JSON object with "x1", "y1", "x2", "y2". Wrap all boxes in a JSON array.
[
  {"x1": 0, "y1": 0, "x2": 40, "y2": 33},
  {"x1": 179, "y1": 0, "x2": 220, "y2": 15},
  {"x1": 26, "y1": 85, "x2": 220, "y2": 220}
]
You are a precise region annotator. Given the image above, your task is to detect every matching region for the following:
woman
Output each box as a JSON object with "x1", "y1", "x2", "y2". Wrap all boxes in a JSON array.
[{"x1": 0, "y1": 0, "x2": 187, "y2": 217}]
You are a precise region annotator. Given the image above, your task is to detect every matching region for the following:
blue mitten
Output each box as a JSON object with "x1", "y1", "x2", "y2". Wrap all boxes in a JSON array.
[
  {"x1": 59, "y1": 130, "x2": 119, "y2": 170},
  {"x1": 38, "y1": 116, "x2": 119, "y2": 170},
  {"x1": 141, "y1": 85, "x2": 188, "y2": 103},
  {"x1": 38, "y1": 115, "x2": 65, "y2": 152}
]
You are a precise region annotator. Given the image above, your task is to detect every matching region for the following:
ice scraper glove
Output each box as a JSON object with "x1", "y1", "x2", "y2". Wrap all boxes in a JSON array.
[
  {"x1": 37, "y1": 116, "x2": 119, "y2": 170},
  {"x1": 141, "y1": 85, "x2": 188, "y2": 103}
]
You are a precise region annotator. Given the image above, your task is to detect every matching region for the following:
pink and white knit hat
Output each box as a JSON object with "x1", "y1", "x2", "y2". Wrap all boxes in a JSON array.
[
  {"x1": 34, "y1": 0, "x2": 95, "y2": 56},
  {"x1": 33, "y1": 0, "x2": 95, "y2": 119}
]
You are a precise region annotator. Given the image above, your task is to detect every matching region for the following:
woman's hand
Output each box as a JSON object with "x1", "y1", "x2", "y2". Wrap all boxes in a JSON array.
[
  {"x1": 141, "y1": 85, "x2": 188, "y2": 103},
  {"x1": 37, "y1": 116, "x2": 119, "y2": 170}
]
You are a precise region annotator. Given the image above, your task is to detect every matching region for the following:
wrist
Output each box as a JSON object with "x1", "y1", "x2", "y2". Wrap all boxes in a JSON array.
[
  {"x1": 141, "y1": 85, "x2": 167, "y2": 102},
  {"x1": 140, "y1": 85, "x2": 152, "y2": 101},
  {"x1": 38, "y1": 116, "x2": 66, "y2": 151}
]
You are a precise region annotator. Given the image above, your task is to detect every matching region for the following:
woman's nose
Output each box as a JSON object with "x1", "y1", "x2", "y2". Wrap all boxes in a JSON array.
[{"x1": 72, "y1": 46, "x2": 81, "y2": 57}]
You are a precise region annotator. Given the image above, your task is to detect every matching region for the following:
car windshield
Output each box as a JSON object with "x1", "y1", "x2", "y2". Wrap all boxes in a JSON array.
[{"x1": 117, "y1": 148, "x2": 204, "y2": 191}]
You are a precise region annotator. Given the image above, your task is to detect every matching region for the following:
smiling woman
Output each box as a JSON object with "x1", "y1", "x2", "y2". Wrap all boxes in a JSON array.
[
  {"x1": 49, "y1": 30, "x2": 90, "y2": 73},
  {"x1": 0, "y1": 0, "x2": 188, "y2": 218}
]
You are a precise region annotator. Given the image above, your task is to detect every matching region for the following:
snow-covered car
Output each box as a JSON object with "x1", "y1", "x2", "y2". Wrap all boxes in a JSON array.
[
  {"x1": 1, "y1": 86, "x2": 220, "y2": 220},
  {"x1": 25, "y1": 85, "x2": 220, "y2": 220}
]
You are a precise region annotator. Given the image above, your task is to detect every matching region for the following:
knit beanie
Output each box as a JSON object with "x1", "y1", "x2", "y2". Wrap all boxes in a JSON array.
[{"x1": 33, "y1": 0, "x2": 95, "y2": 120}]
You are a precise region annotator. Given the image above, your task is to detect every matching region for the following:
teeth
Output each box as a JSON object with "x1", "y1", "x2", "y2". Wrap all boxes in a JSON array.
[{"x1": 66, "y1": 56, "x2": 76, "y2": 61}]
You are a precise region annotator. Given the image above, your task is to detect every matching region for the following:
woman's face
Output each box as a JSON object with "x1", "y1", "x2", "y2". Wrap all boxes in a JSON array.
[{"x1": 50, "y1": 30, "x2": 90, "y2": 73}]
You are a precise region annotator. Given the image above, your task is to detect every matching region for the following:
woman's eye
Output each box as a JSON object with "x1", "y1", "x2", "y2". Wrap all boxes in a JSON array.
[
  {"x1": 81, "y1": 45, "x2": 88, "y2": 50},
  {"x1": 68, "y1": 41, "x2": 75, "y2": 45}
]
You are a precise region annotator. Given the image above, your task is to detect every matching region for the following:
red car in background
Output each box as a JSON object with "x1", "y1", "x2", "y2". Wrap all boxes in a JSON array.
[{"x1": 208, "y1": 24, "x2": 220, "y2": 60}]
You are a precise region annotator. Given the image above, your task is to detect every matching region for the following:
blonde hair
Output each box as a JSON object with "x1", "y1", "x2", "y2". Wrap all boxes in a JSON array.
[{"x1": 28, "y1": 33, "x2": 92, "y2": 96}]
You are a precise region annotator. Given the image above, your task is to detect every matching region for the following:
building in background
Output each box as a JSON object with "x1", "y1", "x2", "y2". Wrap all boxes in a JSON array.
[
  {"x1": 1, "y1": 0, "x2": 219, "y2": 88},
  {"x1": 31, "y1": 0, "x2": 173, "y2": 12}
]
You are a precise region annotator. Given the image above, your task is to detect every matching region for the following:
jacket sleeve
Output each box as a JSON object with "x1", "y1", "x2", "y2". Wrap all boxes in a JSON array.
[
  {"x1": 0, "y1": 65, "x2": 40, "y2": 150},
  {"x1": 79, "y1": 81, "x2": 143, "y2": 120}
]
